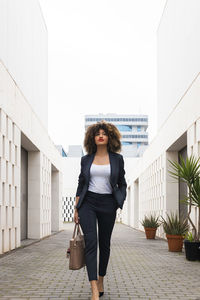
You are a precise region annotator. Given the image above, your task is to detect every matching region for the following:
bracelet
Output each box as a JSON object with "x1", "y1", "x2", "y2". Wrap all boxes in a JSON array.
[{"x1": 74, "y1": 205, "x2": 77, "y2": 209}]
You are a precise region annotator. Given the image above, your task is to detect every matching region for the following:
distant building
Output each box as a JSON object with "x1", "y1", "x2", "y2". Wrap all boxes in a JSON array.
[
  {"x1": 67, "y1": 145, "x2": 84, "y2": 157},
  {"x1": 85, "y1": 113, "x2": 149, "y2": 157},
  {"x1": 56, "y1": 145, "x2": 67, "y2": 157}
]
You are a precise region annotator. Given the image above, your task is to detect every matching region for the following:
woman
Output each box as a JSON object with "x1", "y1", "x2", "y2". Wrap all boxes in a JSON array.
[{"x1": 73, "y1": 120, "x2": 127, "y2": 300}]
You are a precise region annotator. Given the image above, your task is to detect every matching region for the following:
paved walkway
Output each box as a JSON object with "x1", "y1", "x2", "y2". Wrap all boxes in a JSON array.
[{"x1": 0, "y1": 222, "x2": 200, "y2": 300}]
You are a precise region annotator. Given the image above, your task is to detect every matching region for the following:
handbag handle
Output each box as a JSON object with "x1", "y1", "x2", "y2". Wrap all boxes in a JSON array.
[
  {"x1": 71, "y1": 223, "x2": 84, "y2": 247},
  {"x1": 72, "y1": 223, "x2": 82, "y2": 239}
]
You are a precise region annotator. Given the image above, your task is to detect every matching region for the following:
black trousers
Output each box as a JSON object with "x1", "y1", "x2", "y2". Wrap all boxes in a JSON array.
[{"x1": 78, "y1": 190, "x2": 117, "y2": 281}]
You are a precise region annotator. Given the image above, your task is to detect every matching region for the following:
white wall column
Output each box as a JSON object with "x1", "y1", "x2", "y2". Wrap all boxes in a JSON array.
[
  {"x1": 165, "y1": 151, "x2": 179, "y2": 214},
  {"x1": 133, "y1": 179, "x2": 139, "y2": 228},
  {"x1": 51, "y1": 170, "x2": 63, "y2": 232},
  {"x1": 28, "y1": 151, "x2": 41, "y2": 239}
]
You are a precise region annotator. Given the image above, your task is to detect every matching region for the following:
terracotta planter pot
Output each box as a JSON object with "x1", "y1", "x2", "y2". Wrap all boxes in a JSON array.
[
  {"x1": 144, "y1": 227, "x2": 157, "y2": 239},
  {"x1": 166, "y1": 234, "x2": 184, "y2": 252}
]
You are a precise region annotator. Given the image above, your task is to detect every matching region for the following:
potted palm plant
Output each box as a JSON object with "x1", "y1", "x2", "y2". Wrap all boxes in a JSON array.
[
  {"x1": 168, "y1": 154, "x2": 200, "y2": 260},
  {"x1": 161, "y1": 212, "x2": 189, "y2": 252},
  {"x1": 141, "y1": 214, "x2": 161, "y2": 239}
]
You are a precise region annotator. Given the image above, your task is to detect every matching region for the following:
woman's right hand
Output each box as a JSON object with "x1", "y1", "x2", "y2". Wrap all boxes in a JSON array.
[{"x1": 74, "y1": 209, "x2": 80, "y2": 223}]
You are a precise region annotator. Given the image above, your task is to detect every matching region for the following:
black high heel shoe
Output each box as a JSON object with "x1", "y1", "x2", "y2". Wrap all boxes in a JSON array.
[{"x1": 97, "y1": 279, "x2": 104, "y2": 297}]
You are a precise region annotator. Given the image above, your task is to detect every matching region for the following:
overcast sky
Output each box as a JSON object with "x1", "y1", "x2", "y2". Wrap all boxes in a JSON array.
[{"x1": 39, "y1": 0, "x2": 166, "y2": 152}]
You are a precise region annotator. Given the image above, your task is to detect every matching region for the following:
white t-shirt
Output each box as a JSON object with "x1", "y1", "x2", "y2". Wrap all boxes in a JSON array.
[{"x1": 88, "y1": 163, "x2": 113, "y2": 194}]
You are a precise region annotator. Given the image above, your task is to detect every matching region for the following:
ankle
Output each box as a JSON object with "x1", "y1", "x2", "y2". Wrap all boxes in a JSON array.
[
  {"x1": 97, "y1": 280, "x2": 103, "y2": 286},
  {"x1": 91, "y1": 281, "x2": 98, "y2": 290},
  {"x1": 91, "y1": 290, "x2": 99, "y2": 299},
  {"x1": 98, "y1": 275, "x2": 104, "y2": 283},
  {"x1": 91, "y1": 292, "x2": 99, "y2": 300},
  {"x1": 91, "y1": 295, "x2": 99, "y2": 300}
]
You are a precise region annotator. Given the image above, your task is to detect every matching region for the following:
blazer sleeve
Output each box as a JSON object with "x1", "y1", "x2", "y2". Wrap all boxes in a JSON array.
[
  {"x1": 75, "y1": 156, "x2": 85, "y2": 197},
  {"x1": 118, "y1": 155, "x2": 127, "y2": 200}
]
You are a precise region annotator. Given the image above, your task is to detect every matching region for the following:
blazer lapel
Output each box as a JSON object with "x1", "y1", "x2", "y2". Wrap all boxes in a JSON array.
[
  {"x1": 109, "y1": 151, "x2": 114, "y2": 184},
  {"x1": 84, "y1": 152, "x2": 95, "y2": 181}
]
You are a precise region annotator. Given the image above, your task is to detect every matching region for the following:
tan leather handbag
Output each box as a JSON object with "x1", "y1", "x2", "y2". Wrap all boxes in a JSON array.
[{"x1": 66, "y1": 223, "x2": 86, "y2": 270}]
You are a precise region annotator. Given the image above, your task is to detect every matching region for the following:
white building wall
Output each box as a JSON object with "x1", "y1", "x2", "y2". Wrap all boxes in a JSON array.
[
  {"x1": 41, "y1": 153, "x2": 52, "y2": 237},
  {"x1": 28, "y1": 151, "x2": 52, "y2": 239},
  {"x1": 138, "y1": 153, "x2": 166, "y2": 237},
  {"x1": 0, "y1": 59, "x2": 63, "y2": 254},
  {"x1": 62, "y1": 157, "x2": 82, "y2": 222},
  {"x1": 187, "y1": 122, "x2": 200, "y2": 229},
  {"x1": 126, "y1": 0, "x2": 200, "y2": 239},
  {"x1": 52, "y1": 170, "x2": 63, "y2": 231},
  {"x1": 0, "y1": 0, "x2": 48, "y2": 129},
  {"x1": 125, "y1": 71, "x2": 200, "y2": 239},
  {"x1": 0, "y1": 110, "x2": 21, "y2": 252},
  {"x1": 157, "y1": 0, "x2": 200, "y2": 129},
  {"x1": 0, "y1": 0, "x2": 63, "y2": 254}
]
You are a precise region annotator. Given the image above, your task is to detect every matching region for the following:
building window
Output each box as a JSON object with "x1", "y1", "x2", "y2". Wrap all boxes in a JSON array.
[
  {"x1": 122, "y1": 134, "x2": 148, "y2": 138},
  {"x1": 122, "y1": 141, "x2": 132, "y2": 145},
  {"x1": 137, "y1": 126, "x2": 141, "y2": 132},
  {"x1": 62, "y1": 149, "x2": 67, "y2": 157},
  {"x1": 85, "y1": 117, "x2": 148, "y2": 122},
  {"x1": 116, "y1": 125, "x2": 132, "y2": 131},
  {"x1": 137, "y1": 142, "x2": 141, "y2": 148}
]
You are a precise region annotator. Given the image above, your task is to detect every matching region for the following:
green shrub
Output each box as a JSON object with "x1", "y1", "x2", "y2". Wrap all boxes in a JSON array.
[
  {"x1": 161, "y1": 212, "x2": 189, "y2": 235},
  {"x1": 183, "y1": 231, "x2": 195, "y2": 242},
  {"x1": 141, "y1": 214, "x2": 160, "y2": 228}
]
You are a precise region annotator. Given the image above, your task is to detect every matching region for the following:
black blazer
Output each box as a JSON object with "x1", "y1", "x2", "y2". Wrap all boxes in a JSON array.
[{"x1": 75, "y1": 151, "x2": 127, "y2": 210}]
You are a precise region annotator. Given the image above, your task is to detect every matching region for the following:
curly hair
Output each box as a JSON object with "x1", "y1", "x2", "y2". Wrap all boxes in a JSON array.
[{"x1": 83, "y1": 120, "x2": 122, "y2": 154}]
